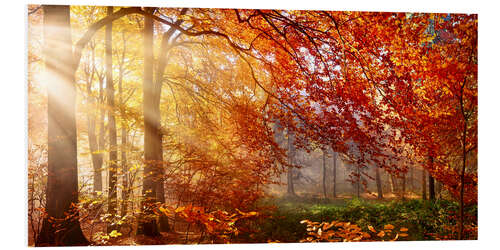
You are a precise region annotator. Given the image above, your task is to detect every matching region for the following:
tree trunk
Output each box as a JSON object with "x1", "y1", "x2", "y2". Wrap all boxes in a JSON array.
[
  {"x1": 389, "y1": 173, "x2": 396, "y2": 194},
  {"x1": 458, "y1": 85, "x2": 469, "y2": 240},
  {"x1": 356, "y1": 166, "x2": 360, "y2": 198},
  {"x1": 332, "y1": 151, "x2": 337, "y2": 198},
  {"x1": 409, "y1": 165, "x2": 414, "y2": 192},
  {"x1": 422, "y1": 169, "x2": 427, "y2": 200},
  {"x1": 137, "y1": 8, "x2": 161, "y2": 237},
  {"x1": 322, "y1": 150, "x2": 327, "y2": 198},
  {"x1": 375, "y1": 166, "x2": 383, "y2": 199},
  {"x1": 152, "y1": 10, "x2": 187, "y2": 231},
  {"x1": 37, "y1": 5, "x2": 88, "y2": 246},
  {"x1": 118, "y1": 35, "x2": 129, "y2": 218},
  {"x1": 97, "y1": 74, "x2": 106, "y2": 191},
  {"x1": 85, "y1": 46, "x2": 103, "y2": 193},
  {"x1": 428, "y1": 174, "x2": 435, "y2": 201},
  {"x1": 119, "y1": 108, "x2": 129, "y2": 217},
  {"x1": 286, "y1": 130, "x2": 296, "y2": 196},
  {"x1": 105, "y1": 6, "x2": 118, "y2": 233},
  {"x1": 428, "y1": 156, "x2": 435, "y2": 201},
  {"x1": 401, "y1": 174, "x2": 406, "y2": 200}
]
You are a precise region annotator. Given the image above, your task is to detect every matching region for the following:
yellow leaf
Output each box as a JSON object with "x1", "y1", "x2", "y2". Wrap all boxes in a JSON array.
[
  {"x1": 109, "y1": 230, "x2": 122, "y2": 238},
  {"x1": 368, "y1": 225, "x2": 376, "y2": 233},
  {"x1": 392, "y1": 233, "x2": 399, "y2": 241}
]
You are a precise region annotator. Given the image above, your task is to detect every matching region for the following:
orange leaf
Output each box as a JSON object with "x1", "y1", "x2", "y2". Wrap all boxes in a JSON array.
[{"x1": 377, "y1": 230, "x2": 385, "y2": 237}]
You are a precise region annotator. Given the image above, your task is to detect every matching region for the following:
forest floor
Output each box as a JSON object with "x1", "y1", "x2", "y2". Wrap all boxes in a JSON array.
[
  {"x1": 240, "y1": 195, "x2": 478, "y2": 243},
  {"x1": 29, "y1": 194, "x2": 477, "y2": 246}
]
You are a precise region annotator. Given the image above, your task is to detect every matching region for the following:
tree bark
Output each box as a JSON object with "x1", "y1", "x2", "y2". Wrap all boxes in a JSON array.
[
  {"x1": 428, "y1": 156, "x2": 435, "y2": 201},
  {"x1": 401, "y1": 174, "x2": 406, "y2": 200},
  {"x1": 356, "y1": 166, "x2": 360, "y2": 198},
  {"x1": 138, "y1": 8, "x2": 161, "y2": 237},
  {"x1": 422, "y1": 169, "x2": 427, "y2": 200},
  {"x1": 152, "y1": 9, "x2": 187, "y2": 231},
  {"x1": 97, "y1": 74, "x2": 106, "y2": 191},
  {"x1": 286, "y1": 130, "x2": 296, "y2": 196},
  {"x1": 37, "y1": 5, "x2": 88, "y2": 246},
  {"x1": 85, "y1": 45, "x2": 103, "y2": 193},
  {"x1": 105, "y1": 6, "x2": 119, "y2": 232},
  {"x1": 389, "y1": 173, "x2": 396, "y2": 194},
  {"x1": 332, "y1": 151, "x2": 337, "y2": 198},
  {"x1": 428, "y1": 174, "x2": 435, "y2": 201},
  {"x1": 375, "y1": 166, "x2": 383, "y2": 199},
  {"x1": 322, "y1": 150, "x2": 327, "y2": 199},
  {"x1": 458, "y1": 79, "x2": 469, "y2": 240},
  {"x1": 117, "y1": 33, "x2": 130, "y2": 218}
]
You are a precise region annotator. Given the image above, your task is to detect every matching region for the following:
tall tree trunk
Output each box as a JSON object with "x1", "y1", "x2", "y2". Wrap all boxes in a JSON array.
[
  {"x1": 117, "y1": 34, "x2": 129, "y2": 218},
  {"x1": 428, "y1": 174, "x2": 435, "y2": 201},
  {"x1": 389, "y1": 173, "x2": 396, "y2": 194},
  {"x1": 119, "y1": 90, "x2": 129, "y2": 217},
  {"x1": 401, "y1": 174, "x2": 406, "y2": 200},
  {"x1": 86, "y1": 45, "x2": 103, "y2": 193},
  {"x1": 422, "y1": 169, "x2": 427, "y2": 200},
  {"x1": 152, "y1": 9, "x2": 187, "y2": 231},
  {"x1": 356, "y1": 166, "x2": 360, "y2": 198},
  {"x1": 458, "y1": 80, "x2": 469, "y2": 240},
  {"x1": 286, "y1": 130, "x2": 296, "y2": 196},
  {"x1": 332, "y1": 151, "x2": 337, "y2": 198},
  {"x1": 409, "y1": 165, "x2": 414, "y2": 192},
  {"x1": 105, "y1": 6, "x2": 118, "y2": 233},
  {"x1": 97, "y1": 75, "x2": 106, "y2": 191},
  {"x1": 322, "y1": 150, "x2": 327, "y2": 199},
  {"x1": 375, "y1": 166, "x2": 383, "y2": 199},
  {"x1": 138, "y1": 8, "x2": 161, "y2": 237},
  {"x1": 428, "y1": 156, "x2": 435, "y2": 201},
  {"x1": 37, "y1": 5, "x2": 88, "y2": 246}
]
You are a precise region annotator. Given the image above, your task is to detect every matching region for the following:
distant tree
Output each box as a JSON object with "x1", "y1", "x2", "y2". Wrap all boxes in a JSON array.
[
  {"x1": 105, "y1": 6, "x2": 119, "y2": 232},
  {"x1": 332, "y1": 151, "x2": 337, "y2": 198}
]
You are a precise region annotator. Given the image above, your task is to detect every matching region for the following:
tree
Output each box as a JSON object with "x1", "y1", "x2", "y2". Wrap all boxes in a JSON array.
[
  {"x1": 105, "y1": 6, "x2": 119, "y2": 232},
  {"x1": 137, "y1": 7, "x2": 161, "y2": 237},
  {"x1": 36, "y1": 5, "x2": 88, "y2": 246},
  {"x1": 332, "y1": 151, "x2": 337, "y2": 198},
  {"x1": 374, "y1": 166, "x2": 383, "y2": 199},
  {"x1": 286, "y1": 130, "x2": 296, "y2": 196},
  {"x1": 429, "y1": 157, "x2": 435, "y2": 201},
  {"x1": 322, "y1": 150, "x2": 327, "y2": 198}
]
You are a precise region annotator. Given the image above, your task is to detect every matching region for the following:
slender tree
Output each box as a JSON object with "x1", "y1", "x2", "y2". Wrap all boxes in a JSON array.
[
  {"x1": 322, "y1": 150, "x2": 327, "y2": 198},
  {"x1": 332, "y1": 151, "x2": 337, "y2": 198},
  {"x1": 84, "y1": 42, "x2": 103, "y2": 193},
  {"x1": 152, "y1": 8, "x2": 188, "y2": 232},
  {"x1": 286, "y1": 130, "x2": 296, "y2": 196},
  {"x1": 422, "y1": 169, "x2": 427, "y2": 200},
  {"x1": 429, "y1": 157, "x2": 435, "y2": 201},
  {"x1": 375, "y1": 166, "x2": 383, "y2": 199},
  {"x1": 105, "y1": 6, "x2": 119, "y2": 232}
]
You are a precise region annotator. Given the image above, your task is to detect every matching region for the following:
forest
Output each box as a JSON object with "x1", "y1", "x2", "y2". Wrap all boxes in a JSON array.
[{"x1": 27, "y1": 4, "x2": 477, "y2": 246}]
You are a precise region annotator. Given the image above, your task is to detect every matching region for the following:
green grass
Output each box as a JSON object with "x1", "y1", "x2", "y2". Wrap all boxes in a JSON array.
[{"x1": 235, "y1": 197, "x2": 477, "y2": 243}]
